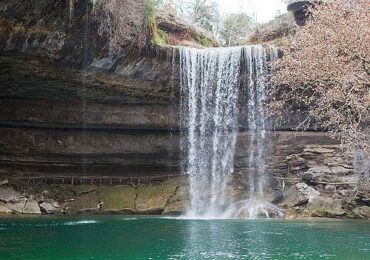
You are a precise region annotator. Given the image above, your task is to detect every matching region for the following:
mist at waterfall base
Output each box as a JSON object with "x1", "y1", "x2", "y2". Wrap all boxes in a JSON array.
[{"x1": 180, "y1": 45, "x2": 284, "y2": 219}]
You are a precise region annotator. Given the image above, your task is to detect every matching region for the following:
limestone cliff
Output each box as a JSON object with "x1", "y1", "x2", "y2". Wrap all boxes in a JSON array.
[{"x1": 0, "y1": 0, "x2": 367, "y2": 218}]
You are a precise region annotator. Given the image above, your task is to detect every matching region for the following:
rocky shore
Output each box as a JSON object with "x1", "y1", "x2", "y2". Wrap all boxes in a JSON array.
[
  {"x1": 0, "y1": 177, "x2": 188, "y2": 216},
  {"x1": 1, "y1": 172, "x2": 369, "y2": 219}
]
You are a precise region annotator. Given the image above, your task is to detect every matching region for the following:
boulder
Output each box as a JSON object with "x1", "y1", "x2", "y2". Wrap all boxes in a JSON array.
[
  {"x1": 35, "y1": 193, "x2": 45, "y2": 203},
  {"x1": 6, "y1": 198, "x2": 27, "y2": 213},
  {"x1": 40, "y1": 200, "x2": 61, "y2": 214},
  {"x1": 22, "y1": 199, "x2": 41, "y2": 214},
  {"x1": 306, "y1": 196, "x2": 346, "y2": 217},
  {"x1": 303, "y1": 165, "x2": 354, "y2": 184},
  {"x1": 280, "y1": 183, "x2": 319, "y2": 207},
  {"x1": 0, "y1": 186, "x2": 24, "y2": 203},
  {"x1": 45, "y1": 199, "x2": 61, "y2": 208}
]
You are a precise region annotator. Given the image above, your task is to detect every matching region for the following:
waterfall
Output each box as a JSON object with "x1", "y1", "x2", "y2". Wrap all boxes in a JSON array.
[
  {"x1": 179, "y1": 45, "x2": 282, "y2": 219},
  {"x1": 246, "y1": 46, "x2": 278, "y2": 198},
  {"x1": 180, "y1": 47, "x2": 242, "y2": 218}
]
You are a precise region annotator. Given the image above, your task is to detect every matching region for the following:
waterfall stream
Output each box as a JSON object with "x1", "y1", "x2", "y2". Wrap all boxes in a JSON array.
[
  {"x1": 180, "y1": 45, "x2": 283, "y2": 219},
  {"x1": 246, "y1": 46, "x2": 278, "y2": 198},
  {"x1": 180, "y1": 47, "x2": 242, "y2": 218}
]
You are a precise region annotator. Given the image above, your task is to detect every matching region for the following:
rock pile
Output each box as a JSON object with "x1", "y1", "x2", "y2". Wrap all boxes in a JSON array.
[{"x1": 0, "y1": 184, "x2": 62, "y2": 215}]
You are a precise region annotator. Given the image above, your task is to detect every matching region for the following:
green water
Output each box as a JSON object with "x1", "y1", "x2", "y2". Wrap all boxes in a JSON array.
[{"x1": 0, "y1": 216, "x2": 369, "y2": 259}]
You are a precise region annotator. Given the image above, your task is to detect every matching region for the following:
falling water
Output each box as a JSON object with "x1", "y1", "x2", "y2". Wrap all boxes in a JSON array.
[
  {"x1": 180, "y1": 47, "x2": 242, "y2": 218},
  {"x1": 246, "y1": 46, "x2": 278, "y2": 198},
  {"x1": 179, "y1": 45, "x2": 282, "y2": 219}
]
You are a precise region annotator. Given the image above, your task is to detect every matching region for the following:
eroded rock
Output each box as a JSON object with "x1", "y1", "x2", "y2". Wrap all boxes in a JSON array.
[
  {"x1": 0, "y1": 202, "x2": 12, "y2": 214},
  {"x1": 98, "y1": 186, "x2": 136, "y2": 214},
  {"x1": 306, "y1": 196, "x2": 346, "y2": 217},
  {"x1": 163, "y1": 186, "x2": 188, "y2": 215},
  {"x1": 135, "y1": 184, "x2": 178, "y2": 214},
  {"x1": 65, "y1": 191, "x2": 100, "y2": 214},
  {"x1": 35, "y1": 193, "x2": 45, "y2": 203},
  {"x1": 0, "y1": 186, "x2": 24, "y2": 203},
  {"x1": 23, "y1": 199, "x2": 41, "y2": 214},
  {"x1": 40, "y1": 200, "x2": 61, "y2": 214},
  {"x1": 6, "y1": 198, "x2": 27, "y2": 213},
  {"x1": 353, "y1": 206, "x2": 370, "y2": 219},
  {"x1": 280, "y1": 183, "x2": 319, "y2": 207}
]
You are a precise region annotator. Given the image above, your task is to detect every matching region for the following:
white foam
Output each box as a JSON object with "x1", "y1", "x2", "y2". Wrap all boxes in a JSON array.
[{"x1": 63, "y1": 220, "x2": 99, "y2": 226}]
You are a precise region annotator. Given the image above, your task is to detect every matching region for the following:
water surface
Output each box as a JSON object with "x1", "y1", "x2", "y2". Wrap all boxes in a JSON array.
[{"x1": 0, "y1": 216, "x2": 369, "y2": 259}]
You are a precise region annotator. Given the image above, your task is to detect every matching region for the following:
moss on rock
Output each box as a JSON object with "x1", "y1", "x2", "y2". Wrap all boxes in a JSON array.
[
  {"x1": 135, "y1": 183, "x2": 178, "y2": 214},
  {"x1": 65, "y1": 191, "x2": 100, "y2": 213},
  {"x1": 97, "y1": 186, "x2": 136, "y2": 213}
]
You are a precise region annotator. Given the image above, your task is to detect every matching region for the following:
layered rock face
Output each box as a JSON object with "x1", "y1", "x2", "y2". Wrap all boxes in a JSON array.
[
  {"x1": 0, "y1": 0, "x2": 367, "y2": 218},
  {"x1": 0, "y1": 0, "x2": 181, "y2": 179}
]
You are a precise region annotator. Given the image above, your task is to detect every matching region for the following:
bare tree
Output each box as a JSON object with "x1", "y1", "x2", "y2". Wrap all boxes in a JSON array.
[
  {"x1": 219, "y1": 13, "x2": 254, "y2": 46},
  {"x1": 270, "y1": 0, "x2": 370, "y2": 177},
  {"x1": 159, "y1": 0, "x2": 220, "y2": 33}
]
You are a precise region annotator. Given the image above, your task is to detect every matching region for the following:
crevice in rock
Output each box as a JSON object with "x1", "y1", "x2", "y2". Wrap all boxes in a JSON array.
[
  {"x1": 163, "y1": 185, "x2": 179, "y2": 210},
  {"x1": 21, "y1": 199, "x2": 27, "y2": 213},
  {"x1": 133, "y1": 185, "x2": 138, "y2": 213}
]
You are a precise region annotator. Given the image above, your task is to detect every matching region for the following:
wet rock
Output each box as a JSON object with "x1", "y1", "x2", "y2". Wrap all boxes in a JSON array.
[
  {"x1": 280, "y1": 183, "x2": 319, "y2": 207},
  {"x1": 163, "y1": 186, "x2": 188, "y2": 215},
  {"x1": 306, "y1": 196, "x2": 346, "y2": 217},
  {"x1": 0, "y1": 179, "x2": 8, "y2": 186},
  {"x1": 0, "y1": 186, "x2": 24, "y2": 203},
  {"x1": 23, "y1": 199, "x2": 41, "y2": 214}
]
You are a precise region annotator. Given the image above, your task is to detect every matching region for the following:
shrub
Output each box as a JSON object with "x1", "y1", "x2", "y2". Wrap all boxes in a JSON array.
[{"x1": 269, "y1": 0, "x2": 370, "y2": 179}]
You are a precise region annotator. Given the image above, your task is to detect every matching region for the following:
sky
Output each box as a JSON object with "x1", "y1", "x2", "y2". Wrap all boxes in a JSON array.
[{"x1": 217, "y1": 0, "x2": 287, "y2": 23}]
